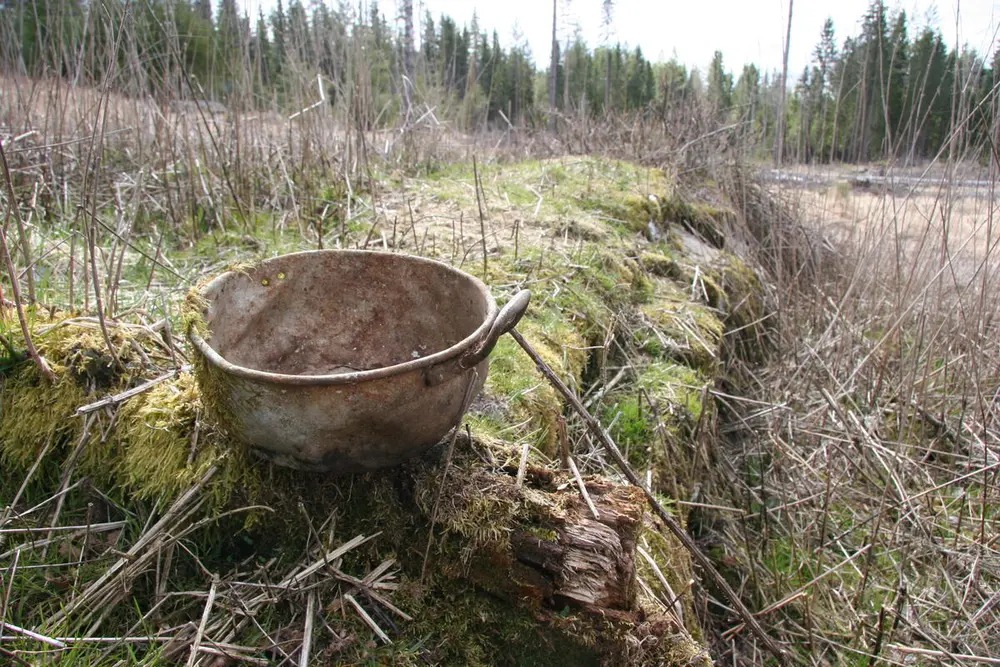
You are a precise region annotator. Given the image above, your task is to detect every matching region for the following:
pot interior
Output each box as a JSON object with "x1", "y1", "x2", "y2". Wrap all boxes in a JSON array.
[{"x1": 200, "y1": 251, "x2": 493, "y2": 376}]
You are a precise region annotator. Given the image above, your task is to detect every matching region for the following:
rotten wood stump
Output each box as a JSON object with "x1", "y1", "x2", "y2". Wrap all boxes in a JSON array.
[{"x1": 462, "y1": 474, "x2": 645, "y2": 618}]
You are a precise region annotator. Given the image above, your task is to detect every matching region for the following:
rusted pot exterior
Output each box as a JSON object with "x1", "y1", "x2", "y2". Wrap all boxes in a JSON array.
[{"x1": 188, "y1": 250, "x2": 529, "y2": 472}]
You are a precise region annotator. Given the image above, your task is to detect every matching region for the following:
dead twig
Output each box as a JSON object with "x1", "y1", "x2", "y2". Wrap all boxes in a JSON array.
[
  {"x1": 76, "y1": 365, "x2": 192, "y2": 414},
  {"x1": 421, "y1": 370, "x2": 480, "y2": 583},
  {"x1": 86, "y1": 222, "x2": 122, "y2": 371},
  {"x1": 515, "y1": 440, "x2": 531, "y2": 488},
  {"x1": 473, "y1": 155, "x2": 488, "y2": 278},
  {"x1": 0, "y1": 139, "x2": 55, "y2": 383},
  {"x1": 186, "y1": 575, "x2": 218, "y2": 667},
  {"x1": 345, "y1": 594, "x2": 390, "y2": 644},
  {"x1": 886, "y1": 644, "x2": 1000, "y2": 665},
  {"x1": 0, "y1": 621, "x2": 67, "y2": 649},
  {"x1": 298, "y1": 590, "x2": 316, "y2": 667},
  {"x1": 0, "y1": 548, "x2": 20, "y2": 641},
  {"x1": 52, "y1": 466, "x2": 218, "y2": 624},
  {"x1": 43, "y1": 414, "x2": 97, "y2": 556},
  {"x1": 568, "y1": 457, "x2": 600, "y2": 520},
  {"x1": 0, "y1": 646, "x2": 31, "y2": 667}
]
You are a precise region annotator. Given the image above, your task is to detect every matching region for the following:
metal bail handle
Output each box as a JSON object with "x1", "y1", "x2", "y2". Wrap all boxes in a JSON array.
[{"x1": 459, "y1": 290, "x2": 531, "y2": 370}]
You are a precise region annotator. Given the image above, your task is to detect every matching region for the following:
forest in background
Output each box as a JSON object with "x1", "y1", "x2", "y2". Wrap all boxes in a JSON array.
[{"x1": 0, "y1": 0, "x2": 997, "y2": 165}]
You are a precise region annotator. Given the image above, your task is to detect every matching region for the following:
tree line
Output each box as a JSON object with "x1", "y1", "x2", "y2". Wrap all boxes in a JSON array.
[
  {"x1": 727, "y1": 2, "x2": 1000, "y2": 164},
  {"x1": 0, "y1": 0, "x2": 996, "y2": 163}
]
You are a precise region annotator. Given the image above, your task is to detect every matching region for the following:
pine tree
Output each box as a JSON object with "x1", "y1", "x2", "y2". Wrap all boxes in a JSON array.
[
  {"x1": 194, "y1": 0, "x2": 212, "y2": 25},
  {"x1": 904, "y1": 27, "x2": 948, "y2": 159},
  {"x1": 601, "y1": 1, "x2": 615, "y2": 112},
  {"x1": 216, "y1": 0, "x2": 243, "y2": 92},
  {"x1": 252, "y1": 8, "x2": 271, "y2": 89},
  {"x1": 421, "y1": 12, "x2": 437, "y2": 85},
  {"x1": 549, "y1": 0, "x2": 557, "y2": 124},
  {"x1": 734, "y1": 64, "x2": 760, "y2": 119},
  {"x1": 884, "y1": 10, "x2": 908, "y2": 156},
  {"x1": 775, "y1": 0, "x2": 794, "y2": 165},
  {"x1": 707, "y1": 50, "x2": 733, "y2": 115},
  {"x1": 401, "y1": 0, "x2": 414, "y2": 114},
  {"x1": 811, "y1": 18, "x2": 837, "y2": 160},
  {"x1": 858, "y1": 0, "x2": 889, "y2": 160},
  {"x1": 270, "y1": 0, "x2": 287, "y2": 78}
]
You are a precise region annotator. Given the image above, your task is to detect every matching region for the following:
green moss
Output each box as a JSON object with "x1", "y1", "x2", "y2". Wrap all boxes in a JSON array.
[
  {"x1": 0, "y1": 363, "x2": 87, "y2": 467},
  {"x1": 115, "y1": 373, "x2": 255, "y2": 508},
  {"x1": 413, "y1": 459, "x2": 524, "y2": 559},
  {"x1": 0, "y1": 155, "x2": 764, "y2": 664},
  {"x1": 639, "y1": 280, "x2": 725, "y2": 374},
  {"x1": 467, "y1": 245, "x2": 655, "y2": 457},
  {"x1": 556, "y1": 217, "x2": 612, "y2": 240},
  {"x1": 603, "y1": 396, "x2": 654, "y2": 469},
  {"x1": 658, "y1": 196, "x2": 729, "y2": 249},
  {"x1": 580, "y1": 193, "x2": 661, "y2": 233},
  {"x1": 599, "y1": 360, "x2": 712, "y2": 498},
  {"x1": 478, "y1": 335, "x2": 564, "y2": 456},
  {"x1": 362, "y1": 577, "x2": 611, "y2": 666},
  {"x1": 502, "y1": 182, "x2": 537, "y2": 206},
  {"x1": 181, "y1": 287, "x2": 211, "y2": 339},
  {"x1": 640, "y1": 251, "x2": 685, "y2": 281},
  {"x1": 410, "y1": 157, "x2": 673, "y2": 244},
  {"x1": 0, "y1": 319, "x2": 150, "y2": 471},
  {"x1": 637, "y1": 361, "x2": 706, "y2": 424},
  {"x1": 706, "y1": 252, "x2": 774, "y2": 366}
]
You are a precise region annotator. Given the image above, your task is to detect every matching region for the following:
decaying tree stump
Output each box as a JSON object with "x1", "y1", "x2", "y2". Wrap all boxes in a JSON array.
[{"x1": 507, "y1": 480, "x2": 641, "y2": 614}]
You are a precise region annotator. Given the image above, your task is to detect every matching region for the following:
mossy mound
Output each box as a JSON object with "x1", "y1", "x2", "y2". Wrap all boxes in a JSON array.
[
  {"x1": 1, "y1": 155, "x2": 776, "y2": 665},
  {"x1": 0, "y1": 323, "x2": 707, "y2": 665}
]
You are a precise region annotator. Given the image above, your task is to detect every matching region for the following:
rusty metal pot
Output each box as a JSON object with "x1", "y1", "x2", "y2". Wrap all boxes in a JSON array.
[{"x1": 188, "y1": 250, "x2": 529, "y2": 472}]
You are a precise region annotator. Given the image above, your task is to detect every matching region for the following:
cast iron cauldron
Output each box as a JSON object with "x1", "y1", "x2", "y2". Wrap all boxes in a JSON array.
[{"x1": 188, "y1": 250, "x2": 529, "y2": 472}]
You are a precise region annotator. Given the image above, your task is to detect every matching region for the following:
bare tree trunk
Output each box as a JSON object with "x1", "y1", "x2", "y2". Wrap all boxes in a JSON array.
[
  {"x1": 466, "y1": 35, "x2": 477, "y2": 131},
  {"x1": 830, "y1": 68, "x2": 846, "y2": 163},
  {"x1": 605, "y1": 51, "x2": 611, "y2": 111},
  {"x1": 549, "y1": 0, "x2": 557, "y2": 130},
  {"x1": 857, "y1": 57, "x2": 870, "y2": 162},
  {"x1": 514, "y1": 50, "x2": 521, "y2": 122},
  {"x1": 601, "y1": 0, "x2": 614, "y2": 112},
  {"x1": 774, "y1": 0, "x2": 793, "y2": 167},
  {"x1": 947, "y1": 1, "x2": 961, "y2": 165},
  {"x1": 563, "y1": 44, "x2": 570, "y2": 113},
  {"x1": 402, "y1": 0, "x2": 414, "y2": 121}
]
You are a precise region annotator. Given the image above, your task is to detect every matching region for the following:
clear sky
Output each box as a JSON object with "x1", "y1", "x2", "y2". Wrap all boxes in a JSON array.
[{"x1": 241, "y1": 0, "x2": 1000, "y2": 77}]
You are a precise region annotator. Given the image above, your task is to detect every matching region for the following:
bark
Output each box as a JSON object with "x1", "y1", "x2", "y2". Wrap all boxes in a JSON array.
[
  {"x1": 487, "y1": 479, "x2": 643, "y2": 612},
  {"x1": 775, "y1": 0, "x2": 793, "y2": 167},
  {"x1": 549, "y1": 0, "x2": 557, "y2": 130},
  {"x1": 402, "y1": 0, "x2": 414, "y2": 119},
  {"x1": 563, "y1": 44, "x2": 570, "y2": 113}
]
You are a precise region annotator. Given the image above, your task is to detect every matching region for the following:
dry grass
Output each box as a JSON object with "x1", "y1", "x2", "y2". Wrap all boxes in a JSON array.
[{"x1": 706, "y1": 163, "x2": 1000, "y2": 664}]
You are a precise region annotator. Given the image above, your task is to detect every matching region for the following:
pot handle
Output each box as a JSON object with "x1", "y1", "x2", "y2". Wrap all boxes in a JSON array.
[{"x1": 459, "y1": 290, "x2": 531, "y2": 370}]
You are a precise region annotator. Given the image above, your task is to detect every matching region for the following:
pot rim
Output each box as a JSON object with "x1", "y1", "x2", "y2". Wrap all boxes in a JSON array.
[{"x1": 188, "y1": 249, "x2": 498, "y2": 386}]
